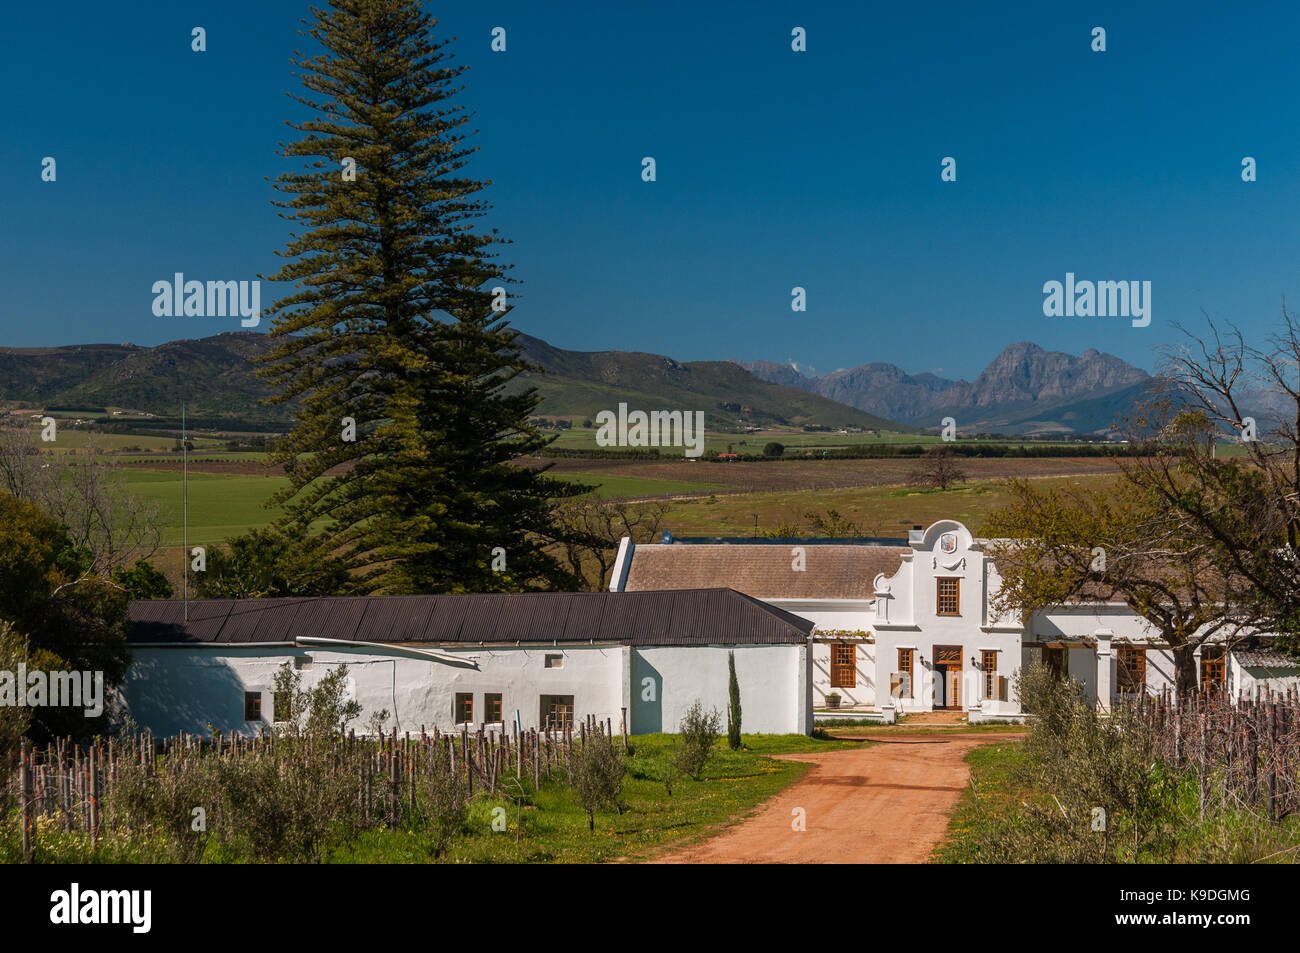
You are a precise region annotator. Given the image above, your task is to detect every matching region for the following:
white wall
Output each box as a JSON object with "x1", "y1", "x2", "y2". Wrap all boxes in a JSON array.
[
  {"x1": 123, "y1": 643, "x2": 626, "y2": 737},
  {"x1": 810, "y1": 641, "x2": 876, "y2": 707},
  {"x1": 766, "y1": 601, "x2": 875, "y2": 708},
  {"x1": 630, "y1": 644, "x2": 806, "y2": 735}
]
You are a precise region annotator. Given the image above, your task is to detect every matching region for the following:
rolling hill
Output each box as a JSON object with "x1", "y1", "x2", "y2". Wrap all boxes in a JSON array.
[{"x1": 0, "y1": 331, "x2": 911, "y2": 434}]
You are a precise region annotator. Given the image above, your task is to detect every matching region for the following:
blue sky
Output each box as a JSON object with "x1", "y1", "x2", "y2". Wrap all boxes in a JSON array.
[{"x1": 2, "y1": 1, "x2": 1299, "y2": 380}]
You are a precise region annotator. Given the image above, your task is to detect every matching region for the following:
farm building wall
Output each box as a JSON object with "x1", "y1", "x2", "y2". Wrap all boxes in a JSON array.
[
  {"x1": 629, "y1": 644, "x2": 809, "y2": 735},
  {"x1": 122, "y1": 643, "x2": 626, "y2": 737}
]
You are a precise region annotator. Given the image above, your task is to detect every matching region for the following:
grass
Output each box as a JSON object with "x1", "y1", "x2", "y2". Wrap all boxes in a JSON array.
[
  {"x1": 931, "y1": 740, "x2": 1031, "y2": 863},
  {"x1": 658, "y1": 472, "x2": 1122, "y2": 538},
  {"x1": 123, "y1": 469, "x2": 288, "y2": 545},
  {"x1": 327, "y1": 732, "x2": 863, "y2": 864}
]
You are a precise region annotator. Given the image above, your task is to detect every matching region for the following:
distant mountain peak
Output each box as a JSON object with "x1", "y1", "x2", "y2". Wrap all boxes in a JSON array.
[{"x1": 738, "y1": 341, "x2": 1151, "y2": 436}]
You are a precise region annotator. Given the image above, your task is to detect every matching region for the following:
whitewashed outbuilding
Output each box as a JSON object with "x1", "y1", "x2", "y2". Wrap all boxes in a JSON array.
[{"x1": 123, "y1": 589, "x2": 814, "y2": 738}]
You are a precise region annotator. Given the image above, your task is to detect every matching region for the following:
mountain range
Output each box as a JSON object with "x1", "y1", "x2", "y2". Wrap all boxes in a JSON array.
[
  {"x1": 0, "y1": 331, "x2": 1158, "y2": 436},
  {"x1": 735, "y1": 342, "x2": 1154, "y2": 435}
]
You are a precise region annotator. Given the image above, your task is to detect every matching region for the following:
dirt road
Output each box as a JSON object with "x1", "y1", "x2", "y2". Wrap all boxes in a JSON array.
[{"x1": 655, "y1": 733, "x2": 1018, "y2": 864}]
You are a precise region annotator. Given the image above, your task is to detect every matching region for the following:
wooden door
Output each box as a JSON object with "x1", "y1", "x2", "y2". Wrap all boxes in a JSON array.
[{"x1": 933, "y1": 646, "x2": 963, "y2": 709}]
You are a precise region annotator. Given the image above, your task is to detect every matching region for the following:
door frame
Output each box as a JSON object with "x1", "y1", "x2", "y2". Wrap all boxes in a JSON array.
[{"x1": 932, "y1": 645, "x2": 963, "y2": 710}]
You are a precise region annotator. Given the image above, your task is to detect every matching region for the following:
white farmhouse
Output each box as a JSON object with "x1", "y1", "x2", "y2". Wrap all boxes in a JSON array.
[
  {"x1": 122, "y1": 588, "x2": 814, "y2": 737},
  {"x1": 611, "y1": 519, "x2": 1300, "y2": 722}
]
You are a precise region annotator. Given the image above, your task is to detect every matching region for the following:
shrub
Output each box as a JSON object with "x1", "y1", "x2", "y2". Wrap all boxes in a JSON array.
[
  {"x1": 412, "y1": 745, "x2": 466, "y2": 856},
  {"x1": 674, "y1": 701, "x2": 722, "y2": 780},
  {"x1": 568, "y1": 734, "x2": 626, "y2": 831},
  {"x1": 992, "y1": 661, "x2": 1175, "y2": 862},
  {"x1": 727, "y1": 651, "x2": 742, "y2": 750}
]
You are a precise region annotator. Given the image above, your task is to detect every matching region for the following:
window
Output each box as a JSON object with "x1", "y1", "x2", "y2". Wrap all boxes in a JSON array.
[
  {"x1": 454, "y1": 692, "x2": 473, "y2": 724},
  {"x1": 896, "y1": 648, "x2": 914, "y2": 699},
  {"x1": 485, "y1": 692, "x2": 503, "y2": 723},
  {"x1": 544, "y1": 654, "x2": 563, "y2": 669},
  {"x1": 1117, "y1": 646, "x2": 1147, "y2": 695},
  {"x1": 936, "y1": 578, "x2": 960, "y2": 615},
  {"x1": 830, "y1": 643, "x2": 856, "y2": 689},
  {"x1": 1042, "y1": 646, "x2": 1066, "y2": 679},
  {"x1": 272, "y1": 689, "x2": 290, "y2": 722},
  {"x1": 982, "y1": 651, "x2": 998, "y2": 700},
  {"x1": 541, "y1": 695, "x2": 574, "y2": 730},
  {"x1": 243, "y1": 691, "x2": 262, "y2": 721},
  {"x1": 293, "y1": 655, "x2": 313, "y2": 671},
  {"x1": 1200, "y1": 646, "x2": 1226, "y2": 692}
]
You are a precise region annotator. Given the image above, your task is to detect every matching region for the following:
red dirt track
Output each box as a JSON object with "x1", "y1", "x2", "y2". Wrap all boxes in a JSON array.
[{"x1": 655, "y1": 733, "x2": 1019, "y2": 864}]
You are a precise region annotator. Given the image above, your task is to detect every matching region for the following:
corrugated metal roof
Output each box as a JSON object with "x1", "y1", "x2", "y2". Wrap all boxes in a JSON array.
[
  {"x1": 1235, "y1": 647, "x2": 1300, "y2": 670},
  {"x1": 127, "y1": 588, "x2": 814, "y2": 647}
]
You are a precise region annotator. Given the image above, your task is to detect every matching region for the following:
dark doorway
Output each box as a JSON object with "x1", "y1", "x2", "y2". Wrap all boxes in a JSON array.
[{"x1": 932, "y1": 645, "x2": 962, "y2": 710}]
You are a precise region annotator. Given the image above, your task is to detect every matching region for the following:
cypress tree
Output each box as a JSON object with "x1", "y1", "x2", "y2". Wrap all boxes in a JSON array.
[
  {"x1": 259, "y1": 0, "x2": 582, "y2": 592},
  {"x1": 727, "y1": 650, "x2": 742, "y2": 750}
]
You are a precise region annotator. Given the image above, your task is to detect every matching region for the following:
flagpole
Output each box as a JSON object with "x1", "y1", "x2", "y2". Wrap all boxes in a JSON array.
[{"x1": 183, "y1": 402, "x2": 188, "y2": 623}]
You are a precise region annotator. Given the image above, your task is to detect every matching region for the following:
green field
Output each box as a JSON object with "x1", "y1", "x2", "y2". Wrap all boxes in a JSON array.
[
  {"x1": 657, "y1": 472, "x2": 1123, "y2": 538},
  {"x1": 124, "y1": 470, "x2": 288, "y2": 546},
  {"x1": 122, "y1": 466, "x2": 727, "y2": 548},
  {"x1": 540, "y1": 425, "x2": 1123, "y2": 455},
  {"x1": 31, "y1": 430, "x2": 227, "y2": 452}
]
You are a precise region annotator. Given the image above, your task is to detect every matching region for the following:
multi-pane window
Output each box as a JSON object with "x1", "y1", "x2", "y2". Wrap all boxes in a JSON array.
[
  {"x1": 541, "y1": 695, "x2": 575, "y2": 730},
  {"x1": 485, "y1": 692, "x2": 503, "y2": 723},
  {"x1": 1117, "y1": 646, "x2": 1147, "y2": 695},
  {"x1": 830, "y1": 643, "x2": 856, "y2": 689},
  {"x1": 936, "y1": 578, "x2": 960, "y2": 615},
  {"x1": 1200, "y1": 646, "x2": 1226, "y2": 692},
  {"x1": 897, "y1": 649, "x2": 914, "y2": 698},
  {"x1": 244, "y1": 691, "x2": 262, "y2": 721},
  {"x1": 454, "y1": 692, "x2": 473, "y2": 724},
  {"x1": 982, "y1": 650, "x2": 998, "y2": 699}
]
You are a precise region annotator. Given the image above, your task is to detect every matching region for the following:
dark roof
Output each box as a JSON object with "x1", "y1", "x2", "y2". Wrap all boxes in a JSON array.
[
  {"x1": 622, "y1": 543, "x2": 907, "y2": 599},
  {"x1": 127, "y1": 588, "x2": 814, "y2": 647},
  {"x1": 1234, "y1": 647, "x2": 1300, "y2": 671}
]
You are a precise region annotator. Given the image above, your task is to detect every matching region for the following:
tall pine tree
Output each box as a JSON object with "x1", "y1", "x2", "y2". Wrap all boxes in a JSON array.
[{"x1": 260, "y1": 0, "x2": 582, "y2": 593}]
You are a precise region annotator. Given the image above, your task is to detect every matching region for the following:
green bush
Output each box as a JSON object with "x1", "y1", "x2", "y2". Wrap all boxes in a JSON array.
[
  {"x1": 674, "y1": 701, "x2": 722, "y2": 780},
  {"x1": 567, "y1": 734, "x2": 626, "y2": 831}
]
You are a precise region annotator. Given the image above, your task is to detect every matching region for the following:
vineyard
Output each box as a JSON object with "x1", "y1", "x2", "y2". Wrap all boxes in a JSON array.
[
  {"x1": 6, "y1": 715, "x2": 627, "y2": 863},
  {"x1": 1140, "y1": 689, "x2": 1300, "y2": 822}
]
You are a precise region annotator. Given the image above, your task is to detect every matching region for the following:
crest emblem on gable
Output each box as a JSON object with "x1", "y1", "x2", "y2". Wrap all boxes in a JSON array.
[{"x1": 939, "y1": 532, "x2": 958, "y2": 555}]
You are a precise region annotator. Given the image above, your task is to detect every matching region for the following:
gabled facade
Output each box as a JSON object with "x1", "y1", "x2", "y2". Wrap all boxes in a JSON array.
[{"x1": 613, "y1": 520, "x2": 1300, "y2": 720}]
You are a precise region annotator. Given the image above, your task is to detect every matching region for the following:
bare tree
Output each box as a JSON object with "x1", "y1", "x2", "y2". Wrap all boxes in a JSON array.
[
  {"x1": 1123, "y1": 305, "x2": 1300, "y2": 643},
  {"x1": 985, "y1": 479, "x2": 1252, "y2": 694},
  {"x1": 552, "y1": 498, "x2": 667, "y2": 590},
  {"x1": 907, "y1": 445, "x2": 967, "y2": 490},
  {"x1": 0, "y1": 424, "x2": 164, "y2": 577}
]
